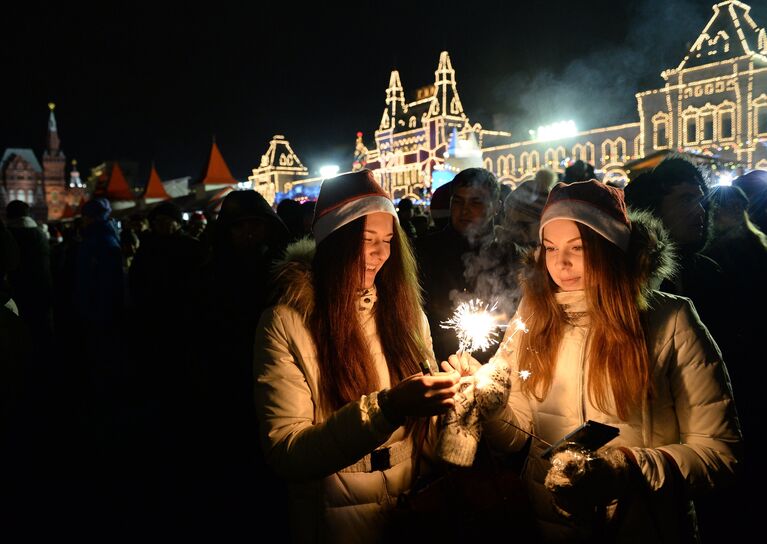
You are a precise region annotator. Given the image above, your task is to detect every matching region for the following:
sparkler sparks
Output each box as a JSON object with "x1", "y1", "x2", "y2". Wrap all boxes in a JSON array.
[{"x1": 440, "y1": 299, "x2": 502, "y2": 355}]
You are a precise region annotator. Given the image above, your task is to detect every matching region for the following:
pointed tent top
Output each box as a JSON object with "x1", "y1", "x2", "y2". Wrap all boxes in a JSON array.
[
  {"x1": 143, "y1": 164, "x2": 171, "y2": 200},
  {"x1": 104, "y1": 162, "x2": 135, "y2": 201},
  {"x1": 201, "y1": 141, "x2": 237, "y2": 186},
  {"x1": 671, "y1": 0, "x2": 767, "y2": 73}
]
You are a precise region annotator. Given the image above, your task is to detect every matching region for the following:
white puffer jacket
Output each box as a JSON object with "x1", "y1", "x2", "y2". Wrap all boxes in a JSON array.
[
  {"x1": 483, "y1": 212, "x2": 742, "y2": 543},
  {"x1": 253, "y1": 239, "x2": 435, "y2": 543}
]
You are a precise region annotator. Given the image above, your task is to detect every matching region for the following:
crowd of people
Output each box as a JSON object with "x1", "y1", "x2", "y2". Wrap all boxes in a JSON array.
[{"x1": 1, "y1": 156, "x2": 765, "y2": 542}]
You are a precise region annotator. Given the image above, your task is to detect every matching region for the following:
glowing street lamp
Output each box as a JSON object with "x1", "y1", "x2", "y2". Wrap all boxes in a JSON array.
[
  {"x1": 531, "y1": 120, "x2": 578, "y2": 142},
  {"x1": 319, "y1": 165, "x2": 340, "y2": 178}
]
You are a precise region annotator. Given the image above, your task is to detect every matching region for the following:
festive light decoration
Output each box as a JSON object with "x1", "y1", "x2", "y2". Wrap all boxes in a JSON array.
[{"x1": 250, "y1": 2, "x2": 766, "y2": 206}]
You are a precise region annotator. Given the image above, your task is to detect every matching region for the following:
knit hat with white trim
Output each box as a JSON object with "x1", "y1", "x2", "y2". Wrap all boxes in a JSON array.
[
  {"x1": 312, "y1": 169, "x2": 398, "y2": 244},
  {"x1": 539, "y1": 179, "x2": 631, "y2": 251}
]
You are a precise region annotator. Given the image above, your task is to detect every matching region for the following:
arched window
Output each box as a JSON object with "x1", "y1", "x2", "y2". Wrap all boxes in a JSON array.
[
  {"x1": 530, "y1": 151, "x2": 540, "y2": 170},
  {"x1": 615, "y1": 138, "x2": 627, "y2": 161},
  {"x1": 585, "y1": 142, "x2": 595, "y2": 164},
  {"x1": 520, "y1": 152, "x2": 529, "y2": 173},
  {"x1": 601, "y1": 139, "x2": 617, "y2": 164},
  {"x1": 699, "y1": 104, "x2": 715, "y2": 143},
  {"x1": 506, "y1": 154, "x2": 515, "y2": 173},
  {"x1": 718, "y1": 101, "x2": 735, "y2": 141},
  {"x1": 555, "y1": 146, "x2": 567, "y2": 165},
  {"x1": 497, "y1": 156, "x2": 509, "y2": 175},
  {"x1": 754, "y1": 95, "x2": 767, "y2": 136},
  {"x1": 572, "y1": 143, "x2": 585, "y2": 162},
  {"x1": 682, "y1": 106, "x2": 698, "y2": 145},
  {"x1": 652, "y1": 112, "x2": 670, "y2": 149}
]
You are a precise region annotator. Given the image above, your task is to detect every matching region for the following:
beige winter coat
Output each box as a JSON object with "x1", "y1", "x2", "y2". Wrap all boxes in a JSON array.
[
  {"x1": 253, "y1": 240, "x2": 435, "y2": 543},
  {"x1": 483, "y1": 287, "x2": 742, "y2": 543}
]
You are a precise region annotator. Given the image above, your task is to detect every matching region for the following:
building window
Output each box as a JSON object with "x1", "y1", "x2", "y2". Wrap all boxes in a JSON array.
[
  {"x1": 702, "y1": 114, "x2": 714, "y2": 142},
  {"x1": 758, "y1": 105, "x2": 767, "y2": 136},
  {"x1": 658, "y1": 124, "x2": 668, "y2": 148},
  {"x1": 685, "y1": 117, "x2": 697, "y2": 144},
  {"x1": 719, "y1": 110, "x2": 733, "y2": 140}
]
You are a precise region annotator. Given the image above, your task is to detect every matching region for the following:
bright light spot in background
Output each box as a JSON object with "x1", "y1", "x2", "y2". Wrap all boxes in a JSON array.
[
  {"x1": 716, "y1": 171, "x2": 734, "y2": 186},
  {"x1": 182, "y1": 212, "x2": 190, "y2": 221},
  {"x1": 532, "y1": 120, "x2": 577, "y2": 141},
  {"x1": 319, "y1": 165, "x2": 340, "y2": 178}
]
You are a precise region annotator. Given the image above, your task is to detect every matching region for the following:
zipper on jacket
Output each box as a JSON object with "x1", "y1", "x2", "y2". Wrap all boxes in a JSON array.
[{"x1": 578, "y1": 329, "x2": 588, "y2": 424}]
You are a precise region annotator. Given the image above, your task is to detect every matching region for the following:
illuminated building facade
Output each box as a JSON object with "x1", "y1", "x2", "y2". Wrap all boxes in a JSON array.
[
  {"x1": 484, "y1": 0, "x2": 767, "y2": 187},
  {"x1": 0, "y1": 104, "x2": 86, "y2": 222},
  {"x1": 251, "y1": 1, "x2": 766, "y2": 204}
]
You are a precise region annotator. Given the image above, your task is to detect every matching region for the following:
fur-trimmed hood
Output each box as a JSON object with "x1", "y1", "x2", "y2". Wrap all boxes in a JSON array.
[{"x1": 270, "y1": 237, "x2": 316, "y2": 321}]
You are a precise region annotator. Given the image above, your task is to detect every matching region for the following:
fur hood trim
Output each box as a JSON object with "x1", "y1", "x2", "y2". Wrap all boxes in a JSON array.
[{"x1": 271, "y1": 237, "x2": 316, "y2": 320}]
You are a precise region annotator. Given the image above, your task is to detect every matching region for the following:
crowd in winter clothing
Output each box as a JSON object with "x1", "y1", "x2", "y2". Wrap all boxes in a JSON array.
[{"x1": 0, "y1": 159, "x2": 765, "y2": 542}]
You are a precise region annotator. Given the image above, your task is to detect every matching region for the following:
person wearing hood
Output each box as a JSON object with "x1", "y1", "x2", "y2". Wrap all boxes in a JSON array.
[
  {"x1": 253, "y1": 170, "x2": 460, "y2": 542},
  {"x1": 74, "y1": 197, "x2": 124, "y2": 327},
  {"x1": 452, "y1": 180, "x2": 741, "y2": 542}
]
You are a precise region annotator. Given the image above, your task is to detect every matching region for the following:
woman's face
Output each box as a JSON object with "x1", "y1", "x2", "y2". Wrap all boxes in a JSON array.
[
  {"x1": 543, "y1": 219, "x2": 585, "y2": 292},
  {"x1": 362, "y1": 212, "x2": 394, "y2": 289}
]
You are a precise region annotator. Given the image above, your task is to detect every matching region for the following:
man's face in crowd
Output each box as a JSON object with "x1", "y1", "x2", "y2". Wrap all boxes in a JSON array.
[
  {"x1": 658, "y1": 182, "x2": 706, "y2": 250},
  {"x1": 450, "y1": 185, "x2": 498, "y2": 236}
]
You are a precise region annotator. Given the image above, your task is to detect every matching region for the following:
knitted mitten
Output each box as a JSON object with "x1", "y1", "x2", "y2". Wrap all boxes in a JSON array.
[
  {"x1": 474, "y1": 356, "x2": 512, "y2": 419},
  {"x1": 435, "y1": 379, "x2": 481, "y2": 467}
]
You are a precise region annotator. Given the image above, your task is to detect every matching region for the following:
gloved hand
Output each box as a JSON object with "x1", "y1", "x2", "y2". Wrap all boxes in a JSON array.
[
  {"x1": 435, "y1": 379, "x2": 481, "y2": 467},
  {"x1": 474, "y1": 356, "x2": 512, "y2": 419},
  {"x1": 544, "y1": 446, "x2": 632, "y2": 520}
]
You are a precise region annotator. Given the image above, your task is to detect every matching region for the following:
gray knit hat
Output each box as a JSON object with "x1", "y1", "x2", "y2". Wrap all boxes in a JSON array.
[{"x1": 539, "y1": 179, "x2": 631, "y2": 251}]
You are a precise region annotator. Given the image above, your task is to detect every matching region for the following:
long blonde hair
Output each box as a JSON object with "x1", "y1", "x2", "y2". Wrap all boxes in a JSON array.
[{"x1": 518, "y1": 223, "x2": 651, "y2": 420}]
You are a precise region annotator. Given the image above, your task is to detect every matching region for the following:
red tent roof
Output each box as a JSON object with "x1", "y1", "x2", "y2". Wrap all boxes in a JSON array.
[
  {"x1": 201, "y1": 141, "x2": 237, "y2": 186},
  {"x1": 143, "y1": 164, "x2": 170, "y2": 200},
  {"x1": 105, "y1": 162, "x2": 135, "y2": 201}
]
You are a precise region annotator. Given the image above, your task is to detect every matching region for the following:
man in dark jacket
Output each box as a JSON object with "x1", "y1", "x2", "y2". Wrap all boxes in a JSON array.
[{"x1": 417, "y1": 168, "x2": 520, "y2": 364}]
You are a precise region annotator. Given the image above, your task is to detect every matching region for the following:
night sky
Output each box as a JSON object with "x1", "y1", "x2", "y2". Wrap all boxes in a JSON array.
[{"x1": 2, "y1": 0, "x2": 763, "y2": 185}]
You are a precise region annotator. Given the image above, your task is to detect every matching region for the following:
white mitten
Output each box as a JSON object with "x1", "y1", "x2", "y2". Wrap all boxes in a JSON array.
[
  {"x1": 435, "y1": 379, "x2": 481, "y2": 467},
  {"x1": 474, "y1": 357, "x2": 512, "y2": 419}
]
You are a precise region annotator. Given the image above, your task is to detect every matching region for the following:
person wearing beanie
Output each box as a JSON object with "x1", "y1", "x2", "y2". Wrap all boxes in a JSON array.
[
  {"x1": 447, "y1": 179, "x2": 741, "y2": 542},
  {"x1": 253, "y1": 169, "x2": 461, "y2": 542}
]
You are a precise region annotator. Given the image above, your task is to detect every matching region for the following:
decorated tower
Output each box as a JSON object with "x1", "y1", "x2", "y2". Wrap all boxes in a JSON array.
[{"x1": 43, "y1": 102, "x2": 66, "y2": 220}]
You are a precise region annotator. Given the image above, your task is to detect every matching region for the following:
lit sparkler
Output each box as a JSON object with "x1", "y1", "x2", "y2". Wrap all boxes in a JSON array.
[{"x1": 440, "y1": 299, "x2": 502, "y2": 355}]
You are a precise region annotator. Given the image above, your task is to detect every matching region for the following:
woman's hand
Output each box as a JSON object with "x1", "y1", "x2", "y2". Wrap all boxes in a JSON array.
[
  {"x1": 386, "y1": 371, "x2": 461, "y2": 420},
  {"x1": 441, "y1": 352, "x2": 481, "y2": 377}
]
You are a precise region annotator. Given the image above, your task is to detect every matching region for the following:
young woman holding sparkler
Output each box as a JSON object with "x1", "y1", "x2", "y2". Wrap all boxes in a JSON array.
[
  {"x1": 453, "y1": 179, "x2": 742, "y2": 542},
  {"x1": 253, "y1": 170, "x2": 460, "y2": 543}
]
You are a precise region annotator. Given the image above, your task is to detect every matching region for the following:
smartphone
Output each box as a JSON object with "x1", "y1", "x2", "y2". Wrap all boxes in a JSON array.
[{"x1": 540, "y1": 420, "x2": 620, "y2": 460}]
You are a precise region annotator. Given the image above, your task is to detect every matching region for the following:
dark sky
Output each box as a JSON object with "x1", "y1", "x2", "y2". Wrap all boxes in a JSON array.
[{"x1": 2, "y1": 0, "x2": 763, "y2": 184}]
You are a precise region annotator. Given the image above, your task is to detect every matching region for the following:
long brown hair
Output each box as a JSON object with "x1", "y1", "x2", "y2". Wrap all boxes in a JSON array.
[
  {"x1": 310, "y1": 215, "x2": 428, "y2": 420},
  {"x1": 518, "y1": 223, "x2": 651, "y2": 420}
]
